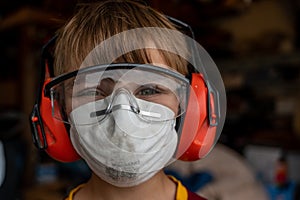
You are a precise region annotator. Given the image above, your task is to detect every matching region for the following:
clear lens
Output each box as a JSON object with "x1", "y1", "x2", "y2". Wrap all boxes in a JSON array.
[{"x1": 48, "y1": 64, "x2": 190, "y2": 125}]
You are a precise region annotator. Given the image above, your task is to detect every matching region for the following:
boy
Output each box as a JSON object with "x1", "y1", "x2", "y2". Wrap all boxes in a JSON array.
[{"x1": 30, "y1": 0, "x2": 226, "y2": 199}]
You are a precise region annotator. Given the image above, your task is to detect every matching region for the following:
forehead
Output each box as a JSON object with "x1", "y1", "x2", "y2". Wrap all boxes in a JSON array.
[
  {"x1": 147, "y1": 49, "x2": 172, "y2": 70},
  {"x1": 67, "y1": 48, "x2": 174, "y2": 73},
  {"x1": 56, "y1": 27, "x2": 189, "y2": 76}
]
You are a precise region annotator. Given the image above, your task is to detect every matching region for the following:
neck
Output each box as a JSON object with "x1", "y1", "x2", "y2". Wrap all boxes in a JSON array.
[{"x1": 75, "y1": 171, "x2": 176, "y2": 200}]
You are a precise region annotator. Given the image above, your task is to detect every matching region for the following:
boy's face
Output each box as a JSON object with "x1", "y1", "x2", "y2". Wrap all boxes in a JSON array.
[{"x1": 63, "y1": 50, "x2": 181, "y2": 120}]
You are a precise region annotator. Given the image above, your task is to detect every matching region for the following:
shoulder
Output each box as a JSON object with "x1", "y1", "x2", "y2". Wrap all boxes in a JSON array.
[
  {"x1": 169, "y1": 176, "x2": 207, "y2": 200},
  {"x1": 187, "y1": 190, "x2": 207, "y2": 200},
  {"x1": 64, "y1": 184, "x2": 86, "y2": 200}
]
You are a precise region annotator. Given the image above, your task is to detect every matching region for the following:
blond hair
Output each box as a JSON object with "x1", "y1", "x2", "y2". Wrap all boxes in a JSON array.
[{"x1": 54, "y1": 0, "x2": 189, "y2": 75}]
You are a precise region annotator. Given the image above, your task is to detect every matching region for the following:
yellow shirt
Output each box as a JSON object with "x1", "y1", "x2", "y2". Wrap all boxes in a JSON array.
[{"x1": 65, "y1": 176, "x2": 188, "y2": 200}]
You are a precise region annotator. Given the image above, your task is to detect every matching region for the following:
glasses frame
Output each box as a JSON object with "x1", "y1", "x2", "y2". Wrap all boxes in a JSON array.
[{"x1": 44, "y1": 63, "x2": 190, "y2": 98}]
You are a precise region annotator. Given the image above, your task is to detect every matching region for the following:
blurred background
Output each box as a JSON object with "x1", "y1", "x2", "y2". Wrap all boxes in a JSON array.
[{"x1": 0, "y1": 0, "x2": 300, "y2": 199}]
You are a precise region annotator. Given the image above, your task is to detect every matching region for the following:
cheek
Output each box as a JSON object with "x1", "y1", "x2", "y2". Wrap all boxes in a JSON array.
[
  {"x1": 169, "y1": 100, "x2": 179, "y2": 115},
  {"x1": 169, "y1": 94, "x2": 180, "y2": 115},
  {"x1": 159, "y1": 95, "x2": 180, "y2": 116},
  {"x1": 65, "y1": 97, "x2": 73, "y2": 116}
]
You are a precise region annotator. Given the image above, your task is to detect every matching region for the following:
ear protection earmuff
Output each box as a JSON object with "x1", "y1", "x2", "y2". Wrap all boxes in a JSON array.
[
  {"x1": 168, "y1": 16, "x2": 219, "y2": 161},
  {"x1": 30, "y1": 17, "x2": 221, "y2": 163},
  {"x1": 30, "y1": 37, "x2": 80, "y2": 162},
  {"x1": 176, "y1": 73, "x2": 218, "y2": 161}
]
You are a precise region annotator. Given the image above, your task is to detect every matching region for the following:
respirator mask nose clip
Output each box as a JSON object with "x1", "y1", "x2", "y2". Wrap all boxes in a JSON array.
[
  {"x1": 90, "y1": 87, "x2": 174, "y2": 125},
  {"x1": 96, "y1": 87, "x2": 141, "y2": 118}
]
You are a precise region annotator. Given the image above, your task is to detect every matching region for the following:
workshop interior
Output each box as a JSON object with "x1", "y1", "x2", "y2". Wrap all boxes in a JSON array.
[{"x1": 0, "y1": 0, "x2": 300, "y2": 199}]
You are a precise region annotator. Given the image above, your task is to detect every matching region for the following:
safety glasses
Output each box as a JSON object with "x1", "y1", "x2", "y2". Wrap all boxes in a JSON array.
[{"x1": 44, "y1": 63, "x2": 190, "y2": 125}]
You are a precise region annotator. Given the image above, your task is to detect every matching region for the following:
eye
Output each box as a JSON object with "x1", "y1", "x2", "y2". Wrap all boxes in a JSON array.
[
  {"x1": 138, "y1": 88, "x2": 159, "y2": 96},
  {"x1": 75, "y1": 88, "x2": 106, "y2": 98},
  {"x1": 73, "y1": 78, "x2": 115, "y2": 99},
  {"x1": 135, "y1": 85, "x2": 163, "y2": 97}
]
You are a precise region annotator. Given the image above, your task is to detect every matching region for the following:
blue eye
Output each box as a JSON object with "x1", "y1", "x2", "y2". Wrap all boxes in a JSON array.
[
  {"x1": 75, "y1": 88, "x2": 105, "y2": 98},
  {"x1": 139, "y1": 88, "x2": 159, "y2": 96},
  {"x1": 83, "y1": 89, "x2": 100, "y2": 96},
  {"x1": 136, "y1": 85, "x2": 161, "y2": 96},
  {"x1": 74, "y1": 78, "x2": 115, "y2": 99},
  {"x1": 72, "y1": 88, "x2": 107, "y2": 105}
]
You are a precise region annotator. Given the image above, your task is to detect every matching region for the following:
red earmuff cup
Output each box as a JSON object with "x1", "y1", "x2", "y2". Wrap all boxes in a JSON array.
[
  {"x1": 39, "y1": 80, "x2": 80, "y2": 162},
  {"x1": 177, "y1": 73, "x2": 216, "y2": 161}
]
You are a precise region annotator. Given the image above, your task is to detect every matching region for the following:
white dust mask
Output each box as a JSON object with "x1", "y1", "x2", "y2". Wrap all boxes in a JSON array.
[{"x1": 69, "y1": 92, "x2": 178, "y2": 187}]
